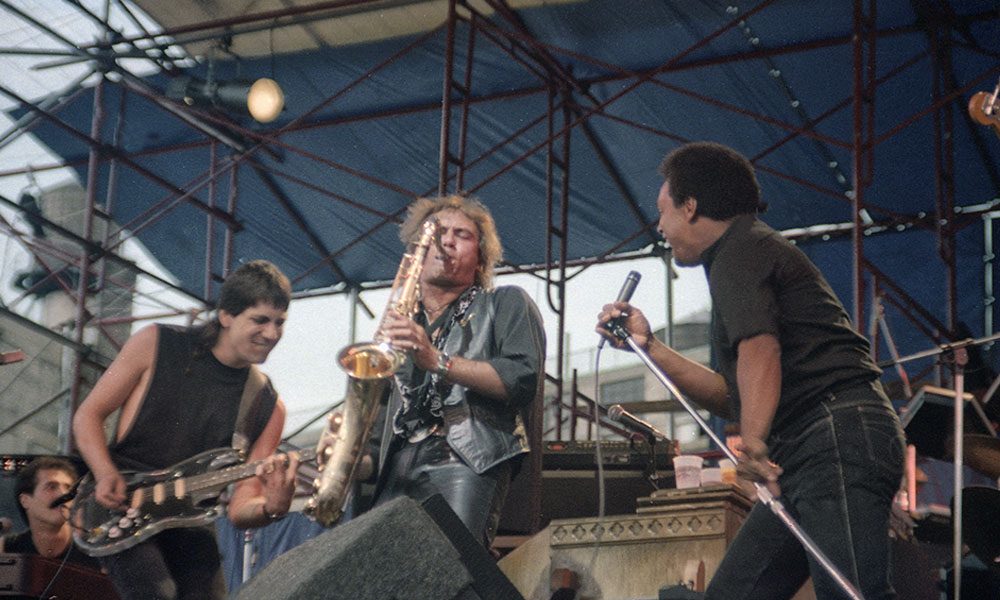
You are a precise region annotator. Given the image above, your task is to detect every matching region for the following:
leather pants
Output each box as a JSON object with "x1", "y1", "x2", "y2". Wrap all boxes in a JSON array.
[{"x1": 373, "y1": 434, "x2": 512, "y2": 547}]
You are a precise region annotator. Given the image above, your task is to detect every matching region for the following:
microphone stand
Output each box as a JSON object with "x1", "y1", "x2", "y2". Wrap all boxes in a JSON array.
[
  {"x1": 608, "y1": 323, "x2": 865, "y2": 600},
  {"x1": 634, "y1": 430, "x2": 663, "y2": 490}
]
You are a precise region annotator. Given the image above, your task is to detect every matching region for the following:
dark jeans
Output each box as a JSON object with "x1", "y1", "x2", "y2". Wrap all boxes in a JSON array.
[
  {"x1": 374, "y1": 434, "x2": 512, "y2": 546},
  {"x1": 99, "y1": 526, "x2": 226, "y2": 600},
  {"x1": 706, "y1": 381, "x2": 905, "y2": 600}
]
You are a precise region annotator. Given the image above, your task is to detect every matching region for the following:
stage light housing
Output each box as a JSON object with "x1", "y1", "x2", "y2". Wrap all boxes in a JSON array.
[{"x1": 167, "y1": 76, "x2": 285, "y2": 124}]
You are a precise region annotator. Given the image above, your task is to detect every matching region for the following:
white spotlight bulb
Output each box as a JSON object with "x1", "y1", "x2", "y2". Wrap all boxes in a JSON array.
[{"x1": 247, "y1": 78, "x2": 284, "y2": 123}]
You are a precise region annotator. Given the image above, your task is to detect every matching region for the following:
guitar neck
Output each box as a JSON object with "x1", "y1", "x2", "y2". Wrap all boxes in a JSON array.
[{"x1": 184, "y1": 448, "x2": 317, "y2": 493}]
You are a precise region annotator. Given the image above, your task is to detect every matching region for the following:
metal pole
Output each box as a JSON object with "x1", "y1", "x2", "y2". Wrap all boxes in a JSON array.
[
  {"x1": 241, "y1": 529, "x2": 254, "y2": 583},
  {"x1": 64, "y1": 72, "x2": 105, "y2": 453},
  {"x1": 951, "y1": 350, "x2": 967, "y2": 600},
  {"x1": 986, "y1": 214, "x2": 996, "y2": 345}
]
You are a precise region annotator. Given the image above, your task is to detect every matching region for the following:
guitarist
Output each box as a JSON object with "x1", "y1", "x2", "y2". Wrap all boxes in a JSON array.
[{"x1": 72, "y1": 260, "x2": 300, "y2": 600}]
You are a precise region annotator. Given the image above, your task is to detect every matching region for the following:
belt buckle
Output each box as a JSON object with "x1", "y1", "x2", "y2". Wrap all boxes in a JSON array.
[{"x1": 407, "y1": 423, "x2": 441, "y2": 443}]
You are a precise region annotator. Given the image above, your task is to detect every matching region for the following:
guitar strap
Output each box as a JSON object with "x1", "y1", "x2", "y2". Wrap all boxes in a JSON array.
[{"x1": 231, "y1": 365, "x2": 268, "y2": 460}]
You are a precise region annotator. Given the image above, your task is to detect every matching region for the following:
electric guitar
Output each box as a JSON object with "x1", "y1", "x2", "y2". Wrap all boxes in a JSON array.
[
  {"x1": 969, "y1": 85, "x2": 1000, "y2": 138},
  {"x1": 71, "y1": 446, "x2": 315, "y2": 557}
]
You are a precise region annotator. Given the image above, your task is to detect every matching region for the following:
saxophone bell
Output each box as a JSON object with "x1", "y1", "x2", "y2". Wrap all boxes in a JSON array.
[
  {"x1": 338, "y1": 341, "x2": 401, "y2": 380},
  {"x1": 304, "y1": 218, "x2": 439, "y2": 526}
]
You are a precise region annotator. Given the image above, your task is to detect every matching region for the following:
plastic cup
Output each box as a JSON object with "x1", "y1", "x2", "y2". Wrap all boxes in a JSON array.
[
  {"x1": 700, "y1": 467, "x2": 722, "y2": 485},
  {"x1": 672, "y1": 455, "x2": 704, "y2": 489},
  {"x1": 719, "y1": 458, "x2": 737, "y2": 484}
]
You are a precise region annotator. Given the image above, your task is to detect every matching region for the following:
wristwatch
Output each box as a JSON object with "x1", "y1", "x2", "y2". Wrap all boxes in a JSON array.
[
  {"x1": 436, "y1": 351, "x2": 453, "y2": 379},
  {"x1": 262, "y1": 505, "x2": 285, "y2": 522}
]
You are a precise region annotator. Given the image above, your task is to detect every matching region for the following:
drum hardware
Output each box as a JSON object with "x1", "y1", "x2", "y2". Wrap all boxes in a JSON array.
[
  {"x1": 884, "y1": 331, "x2": 1000, "y2": 600},
  {"x1": 956, "y1": 434, "x2": 1000, "y2": 480}
]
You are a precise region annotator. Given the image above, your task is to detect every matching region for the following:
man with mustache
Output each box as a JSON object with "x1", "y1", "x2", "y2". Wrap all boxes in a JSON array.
[
  {"x1": 2, "y1": 456, "x2": 101, "y2": 572},
  {"x1": 372, "y1": 194, "x2": 546, "y2": 548},
  {"x1": 73, "y1": 260, "x2": 299, "y2": 600}
]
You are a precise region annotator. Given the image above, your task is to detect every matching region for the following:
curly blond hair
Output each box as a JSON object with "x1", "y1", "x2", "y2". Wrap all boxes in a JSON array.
[{"x1": 399, "y1": 194, "x2": 503, "y2": 290}]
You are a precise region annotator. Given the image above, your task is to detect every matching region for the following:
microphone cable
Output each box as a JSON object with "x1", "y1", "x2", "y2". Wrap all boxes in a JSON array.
[
  {"x1": 593, "y1": 344, "x2": 607, "y2": 525},
  {"x1": 587, "y1": 343, "x2": 609, "y2": 572},
  {"x1": 37, "y1": 522, "x2": 77, "y2": 600}
]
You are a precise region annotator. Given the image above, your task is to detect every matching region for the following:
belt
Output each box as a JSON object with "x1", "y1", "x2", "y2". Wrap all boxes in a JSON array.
[
  {"x1": 824, "y1": 377, "x2": 881, "y2": 400},
  {"x1": 407, "y1": 423, "x2": 447, "y2": 443}
]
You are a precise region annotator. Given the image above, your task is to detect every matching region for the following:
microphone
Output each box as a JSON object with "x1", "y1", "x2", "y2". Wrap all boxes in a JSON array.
[
  {"x1": 598, "y1": 270, "x2": 641, "y2": 348},
  {"x1": 608, "y1": 404, "x2": 668, "y2": 441},
  {"x1": 49, "y1": 488, "x2": 78, "y2": 509}
]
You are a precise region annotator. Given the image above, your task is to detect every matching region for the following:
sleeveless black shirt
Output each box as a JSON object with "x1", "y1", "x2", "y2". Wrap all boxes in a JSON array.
[{"x1": 110, "y1": 325, "x2": 277, "y2": 470}]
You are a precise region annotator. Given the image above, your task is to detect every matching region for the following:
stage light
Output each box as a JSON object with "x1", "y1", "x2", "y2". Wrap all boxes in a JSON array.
[
  {"x1": 167, "y1": 76, "x2": 285, "y2": 124},
  {"x1": 246, "y1": 78, "x2": 284, "y2": 123}
]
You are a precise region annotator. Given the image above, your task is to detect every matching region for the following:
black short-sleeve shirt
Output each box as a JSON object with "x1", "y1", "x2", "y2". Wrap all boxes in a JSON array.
[{"x1": 701, "y1": 215, "x2": 880, "y2": 432}]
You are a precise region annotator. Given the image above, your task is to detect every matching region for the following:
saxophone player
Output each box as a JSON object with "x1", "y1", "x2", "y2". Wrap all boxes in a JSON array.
[{"x1": 374, "y1": 194, "x2": 546, "y2": 547}]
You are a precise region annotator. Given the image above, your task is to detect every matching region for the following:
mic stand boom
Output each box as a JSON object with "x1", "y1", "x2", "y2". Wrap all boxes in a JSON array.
[{"x1": 612, "y1": 325, "x2": 865, "y2": 600}]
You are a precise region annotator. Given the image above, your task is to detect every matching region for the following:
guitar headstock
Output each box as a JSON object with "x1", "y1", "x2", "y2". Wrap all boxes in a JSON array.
[{"x1": 969, "y1": 88, "x2": 1000, "y2": 137}]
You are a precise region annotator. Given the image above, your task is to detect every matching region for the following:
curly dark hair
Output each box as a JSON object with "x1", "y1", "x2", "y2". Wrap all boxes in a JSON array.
[{"x1": 658, "y1": 142, "x2": 764, "y2": 219}]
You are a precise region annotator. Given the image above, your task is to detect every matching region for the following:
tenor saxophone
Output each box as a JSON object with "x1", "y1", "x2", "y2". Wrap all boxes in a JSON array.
[{"x1": 304, "y1": 218, "x2": 439, "y2": 526}]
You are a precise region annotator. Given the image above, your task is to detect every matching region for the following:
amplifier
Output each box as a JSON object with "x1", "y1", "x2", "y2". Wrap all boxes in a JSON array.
[
  {"x1": 542, "y1": 439, "x2": 676, "y2": 470},
  {"x1": 498, "y1": 439, "x2": 677, "y2": 535}
]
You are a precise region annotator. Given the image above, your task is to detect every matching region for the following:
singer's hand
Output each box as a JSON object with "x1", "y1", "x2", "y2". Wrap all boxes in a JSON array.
[
  {"x1": 596, "y1": 302, "x2": 653, "y2": 351},
  {"x1": 735, "y1": 437, "x2": 782, "y2": 497}
]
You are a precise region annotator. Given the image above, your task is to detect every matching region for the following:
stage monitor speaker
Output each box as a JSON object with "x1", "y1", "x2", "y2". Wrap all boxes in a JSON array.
[{"x1": 236, "y1": 494, "x2": 524, "y2": 600}]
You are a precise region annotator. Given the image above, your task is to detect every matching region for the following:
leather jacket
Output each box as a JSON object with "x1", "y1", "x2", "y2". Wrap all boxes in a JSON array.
[{"x1": 378, "y1": 285, "x2": 545, "y2": 474}]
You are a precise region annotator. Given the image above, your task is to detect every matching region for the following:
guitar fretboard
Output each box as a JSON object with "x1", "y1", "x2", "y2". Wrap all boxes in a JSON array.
[{"x1": 134, "y1": 448, "x2": 317, "y2": 502}]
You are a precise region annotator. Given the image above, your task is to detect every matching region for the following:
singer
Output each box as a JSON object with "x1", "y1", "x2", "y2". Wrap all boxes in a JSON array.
[{"x1": 596, "y1": 142, "x2": 904, "y2": 600}]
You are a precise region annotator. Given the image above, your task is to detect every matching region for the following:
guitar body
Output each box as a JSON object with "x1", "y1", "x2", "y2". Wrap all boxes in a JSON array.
[{"x1": 71, "y1": 448, "x2": 243, "y2": 557}]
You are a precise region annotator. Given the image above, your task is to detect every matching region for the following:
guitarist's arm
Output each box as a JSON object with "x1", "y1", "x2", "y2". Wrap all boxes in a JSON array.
[
  {"x1": 72, "y1": 325, "x2": 158, "y2": 509},
  {"x1": 226, "y1": 398, "x2": 299, "y2": 528}
]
